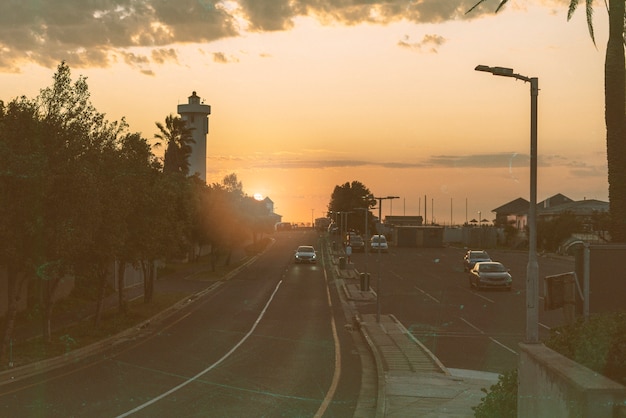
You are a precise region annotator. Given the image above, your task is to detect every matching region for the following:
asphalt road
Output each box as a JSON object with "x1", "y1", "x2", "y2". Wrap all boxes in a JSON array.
[
  {"x1": 0, "y1": 230, "x2": 364, "y2": 417},
  {"x1": 345, "y1": 242, "x2": 575, "y2": 374}
]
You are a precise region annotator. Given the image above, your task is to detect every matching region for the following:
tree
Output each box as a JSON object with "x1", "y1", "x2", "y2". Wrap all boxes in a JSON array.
[
  {"x1": 110, "y1": 132, "x2": 159, "y2": 313},
  {"x1": 34, "y1": 62, "x2": 128, "y2": 338},
  {"x1": 154, "y1": 114, "x2": 195, "y2": 176},
  {"x1": 0, "y1": 96, "x2": 45, "y2": 361},
  {"x1": 328, "y1": 181, "x2": 375, "y2": 234},
  {"x1": 468, "y1": 0, "x2": 626, "y2": 241},
  {"x1": 537, "y1": 212, "x2": 583, "y2": 252}
]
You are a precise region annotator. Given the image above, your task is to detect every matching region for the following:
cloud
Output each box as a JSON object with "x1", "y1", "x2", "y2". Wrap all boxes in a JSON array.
[
  {"x1": 0, "y1": 0, "x2": 238, "y2": 71},
  {"x1": 398, "y1": 34, "x2": 447, "y2": 53},
  {"x1": 212, "y1": 51, "x2": 240, "y2": 63},
  {"x1": 426, "y1": 153, "x2": 530, "y2": 168},
  {"x1": 210, "y1": 152, "x2": 522, "y2": 170},
  {"x1": 0, "y1": 0, "x2": 500, "y2": 72},
  {"x1": 151, "y1": 48, "x2": 179, "y2": 64},
  {"x1": 208, "y1": 150, "x2": 606, "y2": 177}
]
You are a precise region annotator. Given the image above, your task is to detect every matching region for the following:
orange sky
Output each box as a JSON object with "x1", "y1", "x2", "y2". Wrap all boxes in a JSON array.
[{"x1": 0, "y1": 0, "x2": 610, "y2": 224}]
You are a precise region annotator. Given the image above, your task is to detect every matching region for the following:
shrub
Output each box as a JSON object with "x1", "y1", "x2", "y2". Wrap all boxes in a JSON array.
[
  {"x1": 472, "y1": 368, "x2": 518, "y2": 417},
  {"x1": 473, "y1": 311, "x2": 626, "y2": 416},
  {"x1": 545, "y1": 311, "x2": 626, "y2": 385}
]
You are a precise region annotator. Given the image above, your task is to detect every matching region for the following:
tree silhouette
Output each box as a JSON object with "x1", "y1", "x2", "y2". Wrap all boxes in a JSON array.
[{"x1": 154, "y1": 114, "x2": 195, "y2": 176}]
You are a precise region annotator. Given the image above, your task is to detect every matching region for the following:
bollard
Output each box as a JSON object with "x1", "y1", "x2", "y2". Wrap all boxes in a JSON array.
[
  {"x1": 339, "y1": 257, "x2": 346, "y2": 269},
  {"x1": 360, "y1": 273, "x2": 370, "y2": 291}
]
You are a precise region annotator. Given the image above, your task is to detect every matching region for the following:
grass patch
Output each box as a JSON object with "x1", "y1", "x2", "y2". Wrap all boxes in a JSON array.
[
  {"x1": 2, "y1": 292, "x2": 189, "y2": 371},
  {"x1": 1, "y1": 248, "x2": 266, "y2": 372}
]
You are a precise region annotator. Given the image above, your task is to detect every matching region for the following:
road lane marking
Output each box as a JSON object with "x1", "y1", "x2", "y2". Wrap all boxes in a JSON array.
[
  {"x1": 314, "y1": 260, "x2": 341, "y2": 418},
  {"x1": 488, "y1": 337, "x2": 519, "y2": 355},
  {"x1": 460, "y1": 317, "x2": 484, "y2": 334},
  {"x1": 116, "y1": 280, "x2": 284, "y2": 418},
  {"x1": 460, "y1": 317, "x2": 518, "y2": 355},
  {"x1": 414, "y1": 286, "x2": 441, "y2": 304},
  {"x1": 463, "y1": 288, "x2": 495, "y2": 304}
]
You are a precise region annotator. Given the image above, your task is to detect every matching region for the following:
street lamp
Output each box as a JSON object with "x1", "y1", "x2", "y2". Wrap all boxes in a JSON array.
[
  {"x1": 353, "y1": 207, "x2": 370, "y2": 274},
  {"x1": 372, "y1": 195, "x2": 399, "y2": 322},
  {"x1": 373, "y1": 196, "x2": 400, "y2": 231},
  {"x1": 475, "y1": 64, "x2": 539, "y2": 343}
]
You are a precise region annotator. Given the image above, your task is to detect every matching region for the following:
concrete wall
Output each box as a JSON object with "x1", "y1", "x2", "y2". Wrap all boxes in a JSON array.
[
  {"x1": 1, "y1": 261, "x2": 145, "y2": 317},
  {"x1": 111, "y1": 261, "x2": 145, "y2": 290},
  {"x1": 0, "y1": 269, "x2": 75, "y2": 317},
  {"x1": 440, "y1": 226, "x2": 501, "y2": 248},
  {"x1": 518, "y1": 342, "x2": 626, "y2": 417},
  {"x1": 392, "y1": 226, "x2": 443, "y2": 247}
]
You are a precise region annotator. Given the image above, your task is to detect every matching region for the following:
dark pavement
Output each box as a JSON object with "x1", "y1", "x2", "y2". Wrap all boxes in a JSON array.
[{"x1": 1, "y1": 240, "x2": 499, "y2": 417}]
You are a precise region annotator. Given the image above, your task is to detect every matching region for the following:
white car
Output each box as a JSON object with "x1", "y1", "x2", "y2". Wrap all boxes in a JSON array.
[
  {"x1": 468, "y1": 261, "x2": 512, "y2": 290},
  {"x1": 370, "y1": 235, "x2": 388, "y2": 252},
  {"x1": 294, "y1": 245, "x2": 317, "y2": 263}
]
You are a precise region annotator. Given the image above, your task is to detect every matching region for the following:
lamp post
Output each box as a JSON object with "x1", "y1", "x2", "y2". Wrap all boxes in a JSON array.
[
  {"x1": 373, "y1": 196, "x2": 400, "y2": 230},
  {"x1": 475, "y1": 64, "x2": 539, "y2": 343},
  {"x1": 353, "y1": 207, "x2": 370, "y2": 276},
  {"x1": 372, "y1": 195, "x2": 399, "y2": 322}
]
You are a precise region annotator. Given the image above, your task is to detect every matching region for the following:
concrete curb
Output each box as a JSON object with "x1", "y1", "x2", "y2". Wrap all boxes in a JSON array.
[{"x1": 355, "y1": 313, "x2": 386, "y2": 418}]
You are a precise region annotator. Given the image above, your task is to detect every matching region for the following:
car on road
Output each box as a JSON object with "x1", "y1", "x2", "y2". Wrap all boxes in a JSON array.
[
  {"x1": 346, "y1": 234, "x2": 365, "y2": 252},
  {"x1": 294, "y1": 245, "x2": 317, "y2": 263},
  {"x1": 463, "y1": 250, "x2": 491, "y2": 272},
  {"x1": 370, "y1": 235, "x2": 388, "y2": 252},
  {"x1": 468, "y1": 261, "x2": 512, "y2": 290}
]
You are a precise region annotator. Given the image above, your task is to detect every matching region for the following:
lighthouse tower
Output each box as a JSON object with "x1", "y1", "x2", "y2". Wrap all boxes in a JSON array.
[{"x1": 177, "y1": 91, "x2": 211, "y2": 182}]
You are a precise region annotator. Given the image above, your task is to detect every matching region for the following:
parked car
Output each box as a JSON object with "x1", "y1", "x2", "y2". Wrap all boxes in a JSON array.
[
  {"x1": 370, "y1": 235, "x2": 388, "y2": 252},
  {"x1": 468, "y1": 261, "x2": 512, "y2": 290},
  {"x1": 294, "y1": 245, "x2": 317, "y2": 263},
  {"x1": 347, "y1": 235, "x2": 365, "y2": 252},
  {"x1": 463, "y1": 250, "x2": 491, "y2": 272}
]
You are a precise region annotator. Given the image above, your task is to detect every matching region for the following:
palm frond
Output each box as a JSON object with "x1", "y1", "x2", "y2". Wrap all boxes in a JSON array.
[
  {"x1": 585, "y1": 0, "x2": 596, "y2": 45},
  {"x1": 466, "y1": 0, "x2": 488, "y2": 15},
  {"x1": 466, "y1": 0, "x2": 509, "y2": 15},
  {"x1": 494, "y1": 0, "x2": 509, "y2": 13},
  {"x1": 586, "y1": 0, "x2": 596, "y2": 45},
  {"x1": 568, "y1": 0, "x2": 598, "y2": 47},
  {"x1": 567, "y1": 0, "x2": 580, "y2": 21}
]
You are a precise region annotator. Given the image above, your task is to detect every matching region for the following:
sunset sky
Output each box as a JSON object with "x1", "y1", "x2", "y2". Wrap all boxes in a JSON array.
[{"x1": 0, "y1": 0, "x2": 610, "y2": 225}]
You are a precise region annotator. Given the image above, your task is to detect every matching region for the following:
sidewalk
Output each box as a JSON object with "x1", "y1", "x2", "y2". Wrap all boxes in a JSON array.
[{"x1": 335, "y1": 256, "x2": 500, "y2": 417}]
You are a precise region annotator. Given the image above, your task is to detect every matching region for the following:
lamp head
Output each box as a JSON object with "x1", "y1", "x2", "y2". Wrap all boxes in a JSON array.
[{"x1": 475, "y1": 65, "x2": 515, "y2": 77}]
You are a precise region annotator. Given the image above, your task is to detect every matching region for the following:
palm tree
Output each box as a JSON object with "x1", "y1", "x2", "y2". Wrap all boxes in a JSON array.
[
  {"x1": 154, "y1": 114, "x2": 195, "y2": 176},
  {"x1": 468, "y1": 0, "x2": 626, "y2": 242}
]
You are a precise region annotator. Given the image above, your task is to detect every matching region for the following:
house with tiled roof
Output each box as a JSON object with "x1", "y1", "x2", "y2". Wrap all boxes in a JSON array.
[
  {"x1": 492, "y1": 194, "x2": 608, "y2": 232},
  {"x1": 492, "y1": 197, "x2": 530, "y2": 230}
]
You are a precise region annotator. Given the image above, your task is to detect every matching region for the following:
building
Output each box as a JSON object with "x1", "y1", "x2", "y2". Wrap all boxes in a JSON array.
[
  {"x1": 492, "y1": 194, "x2": 608, "y2": 231},
  {"x1": 492, "y1": 197, "x2": 531, "y2": 230},
  {"x1": 178, "y1": 91, "x2": 211, "y2": 182},
  {"x1": 384, "y1": 215, "x2": 424, "y2": 227}
]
